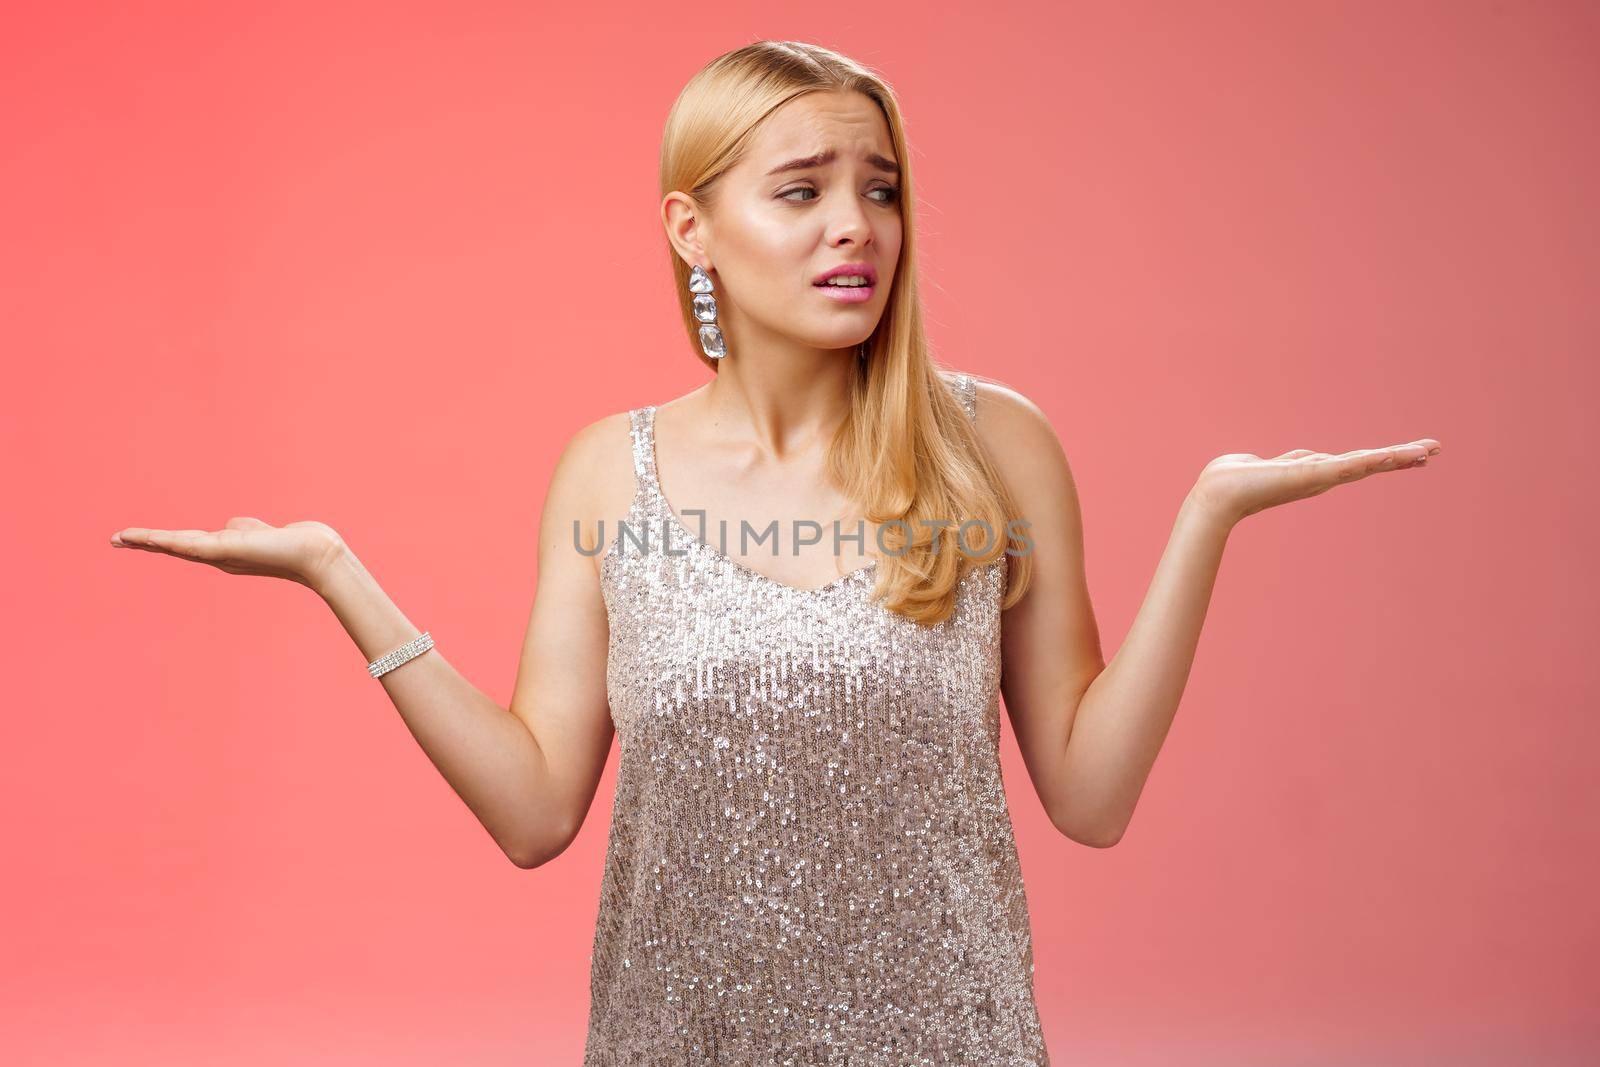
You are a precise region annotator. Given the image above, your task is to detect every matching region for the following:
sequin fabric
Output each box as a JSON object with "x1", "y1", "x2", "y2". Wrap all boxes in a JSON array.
[{"x1": 585, "y1": 373, "x2": 1049, "y2": 1065}]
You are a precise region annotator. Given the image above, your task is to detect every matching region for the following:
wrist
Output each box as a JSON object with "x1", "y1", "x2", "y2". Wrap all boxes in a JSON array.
[
  {"x1": 1181, "y1": 481, "x2": 1241, "y2": 535},
  {"x1": 308, "y1": 537, "x2": 363, "y2": 602}
]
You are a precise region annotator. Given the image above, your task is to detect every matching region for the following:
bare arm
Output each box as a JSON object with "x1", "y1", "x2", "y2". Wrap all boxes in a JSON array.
[
  {"x1": 976, "y1": 380, "x2": 1440, "y2": 848},
  {"x1": 1042, "y1": 490, "x2": 1230, "y2": 847},
  {"x1": 111, "y1": 416, "x2": 624, "y2": 869}
]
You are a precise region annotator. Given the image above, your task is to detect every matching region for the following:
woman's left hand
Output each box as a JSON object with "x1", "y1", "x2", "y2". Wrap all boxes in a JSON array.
[{"x1": 1191, "y1": 438, "x2": 1441, "y2": 525}]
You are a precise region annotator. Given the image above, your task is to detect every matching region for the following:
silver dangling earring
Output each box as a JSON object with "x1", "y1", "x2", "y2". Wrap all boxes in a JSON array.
[{"x1": 689, "y1": 265, "x2": 727, "y2": 360}]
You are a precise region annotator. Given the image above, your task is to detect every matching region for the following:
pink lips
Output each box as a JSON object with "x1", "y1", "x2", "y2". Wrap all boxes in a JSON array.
[
  {"x1": 813, "y1": 263, "x2": 877, "y2": 303},
  {"x1": 816, "y1": 282, "x2": 874, "y2": 303}
]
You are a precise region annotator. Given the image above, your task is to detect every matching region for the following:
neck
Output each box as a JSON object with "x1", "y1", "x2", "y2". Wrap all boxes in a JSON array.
[{"x1": 704, "y1": 330, "x2": 860, "y2": 454}]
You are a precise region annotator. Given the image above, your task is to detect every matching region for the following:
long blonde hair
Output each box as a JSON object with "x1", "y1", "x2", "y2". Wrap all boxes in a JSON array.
[{"x1": 659, "y1": 40, "x2": 1033, "y2": 625}]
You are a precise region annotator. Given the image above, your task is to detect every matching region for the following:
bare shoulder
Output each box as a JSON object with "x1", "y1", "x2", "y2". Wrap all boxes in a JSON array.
[
  {"x1": 968, "y1": 375, "x2": 1076, "y2": 487},
  {"x1": 542, "y1": 408, "x2": 639, "y2": 577},
  {"x1": 559, "y1": 408, "x2": 634, "y2": 469},
  {"x1": 964, "y1": 376, "x2": 1082, "y2": 592}
]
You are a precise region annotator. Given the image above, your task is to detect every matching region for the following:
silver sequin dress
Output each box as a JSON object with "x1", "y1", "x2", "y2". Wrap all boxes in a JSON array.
[{"x1": 585, "y1": 373, "x2": 1049, "y2": 1065}]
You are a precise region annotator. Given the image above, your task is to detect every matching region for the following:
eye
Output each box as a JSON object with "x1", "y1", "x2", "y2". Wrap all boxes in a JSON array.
[{"x1": 778, "y1": 184, "x2": 902, "y2": 205}]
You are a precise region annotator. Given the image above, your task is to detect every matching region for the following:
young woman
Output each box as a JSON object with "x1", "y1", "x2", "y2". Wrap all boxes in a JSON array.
[{"x1": 110, "y1": 40, "x2": 1439, "y2": 1065}]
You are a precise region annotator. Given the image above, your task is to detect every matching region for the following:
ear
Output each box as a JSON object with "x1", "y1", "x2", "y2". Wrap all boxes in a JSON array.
[{"x1": 661, "y1": 191, "x2": 711, "y2": 269}]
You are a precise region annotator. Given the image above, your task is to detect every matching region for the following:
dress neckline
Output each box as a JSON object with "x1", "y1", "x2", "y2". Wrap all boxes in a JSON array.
[{"x1": 641, "y1": 405, "x2": 879, "y2": 597}]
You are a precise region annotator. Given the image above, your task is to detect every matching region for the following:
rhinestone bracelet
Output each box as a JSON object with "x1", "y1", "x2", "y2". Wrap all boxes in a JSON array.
[{"x1": 368, "y1": 631, "x2": 434, "y2": 678}]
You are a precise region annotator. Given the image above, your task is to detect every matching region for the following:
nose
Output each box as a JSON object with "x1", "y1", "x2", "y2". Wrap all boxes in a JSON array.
[{"x1": 826, "y1": 197, "x2": 873, "y2": 249}]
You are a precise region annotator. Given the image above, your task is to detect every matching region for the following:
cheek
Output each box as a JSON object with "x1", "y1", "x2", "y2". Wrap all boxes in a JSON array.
[
  {"x1": 719, "y1": 208, "x2": 815, "y2": 298},
  {"x1": 876, "y1": 218, "x2": 904, "y2": 283},
  {"x1": 728, "y1": 209, "x2": 813, "y2": 265},
  {"x1": 883, "y1": 220, "x2": 903, "y2": 262}
]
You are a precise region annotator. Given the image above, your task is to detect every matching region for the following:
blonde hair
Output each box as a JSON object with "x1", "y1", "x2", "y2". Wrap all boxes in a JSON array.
[{"x1": 659, "y1": 40, "x2": 1033, "y2": 625}]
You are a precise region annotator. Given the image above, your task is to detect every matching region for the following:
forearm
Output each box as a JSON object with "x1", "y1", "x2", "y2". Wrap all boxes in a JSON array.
[
  {"x1": 314, "y1": 546, "x2": 561, "y2": 867},
  {"x1": 1061, "y1": 488, "x2": 1235, "y2": 842}
]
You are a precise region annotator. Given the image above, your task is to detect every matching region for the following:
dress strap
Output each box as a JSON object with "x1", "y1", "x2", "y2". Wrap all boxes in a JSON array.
[
  {"x1": 954, "y1": 372, "x2": 978, "y2": 423},
  {"x1": 627, "y1": 405, "x2": 661, "y2": 494}
]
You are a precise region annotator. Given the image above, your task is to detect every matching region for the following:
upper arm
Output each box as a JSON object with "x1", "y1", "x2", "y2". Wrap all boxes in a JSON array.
[
  {"x1": 505, "y1": 411, "x2": 632, "y2": 854},
  {"x1": 971, "y1": 380, "x2": 1106, "y2": 837}
]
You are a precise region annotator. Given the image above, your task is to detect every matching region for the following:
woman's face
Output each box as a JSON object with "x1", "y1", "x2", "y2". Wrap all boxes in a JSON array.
[{"x1": 673, "y1": 89, "x2": 903, "y2": 355}]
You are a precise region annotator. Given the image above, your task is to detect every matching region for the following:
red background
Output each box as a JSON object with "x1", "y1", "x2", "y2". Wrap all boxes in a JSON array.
[{"x1": 5, "y1": 1, "x2": 1596, "y2": 1063}]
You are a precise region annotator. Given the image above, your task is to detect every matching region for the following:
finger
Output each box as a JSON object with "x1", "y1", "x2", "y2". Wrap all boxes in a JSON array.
[
  {"x1": 111, "y1": 530, "x2": 169, "y2": 552},
  {"x1": 1324, "y1": 449, "x2": 1391, "y2": 481},
  {"x1": 142, "y1": 528, "x2": 228, "y2": 560},
  {"x1": 112, "y1": 529, "x2": 188, "y2": 554},
  {"x1": 1372, "y1": 439, "x2": 1439, "y2": 460},
  {"x1": 166, "y1": 529, "x2": 231, "y2": 560},
  {"x1": 1276, "y1": 441, "x2": 1439, "y2": 493},
  {"x1": 111, "y1": 527, "x2": 158, "y2": 548},
  {"x1": 1374, "y1": 442, "x2": 1435, "y2": 470},
  {"x1": 227, "y1": 516, "x2": 271, "y2": 530},
  {"x1": 1408, "y1": 438, "x2": 1446, "y2": 463},
  {"x1": 1344, "y1": 442, "x2": 1437, "y2": 478}
]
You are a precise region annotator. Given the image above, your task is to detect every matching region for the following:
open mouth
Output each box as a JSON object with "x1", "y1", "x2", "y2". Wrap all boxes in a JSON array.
[{"x1": 813, "y1": 277, "x2": 876, "y2": 302}]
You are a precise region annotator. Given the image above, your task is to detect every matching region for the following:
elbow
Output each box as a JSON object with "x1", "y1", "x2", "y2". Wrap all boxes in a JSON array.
[
  {"x1": 508, "y1": 840, "x2": 562, "y2": 870},
  {"x1": 507, "y1": 843, "x2": 547, "y2": 869},
  {"x1": 1075, "y1": 824, "x2": 1125, "y2": 849},
  {"x1": 1048, "y1": 807, "x2": 1126, "y2": 849},
  {"x1": 506, "y1": 816, "x2": 582, "y2": 870}
]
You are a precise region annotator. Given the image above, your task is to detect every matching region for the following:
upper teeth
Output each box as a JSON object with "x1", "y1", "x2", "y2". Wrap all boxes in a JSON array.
[{"x1": 824, "y1": 276, "x2": 869, "y2": 286}]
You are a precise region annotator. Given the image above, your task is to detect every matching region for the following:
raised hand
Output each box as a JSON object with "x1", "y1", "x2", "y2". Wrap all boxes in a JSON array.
[
  {"x1": 109, "y1": 516, "x2": 348, "y2": 593},
  {"x1": 1192, "y1": 439, "x2": 1442, "y2": 524}
]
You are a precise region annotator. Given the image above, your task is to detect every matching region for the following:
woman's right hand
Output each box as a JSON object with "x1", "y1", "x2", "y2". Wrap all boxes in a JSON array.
[{"x1": 110, "y1": 517, "x2": 348, "y2": 594}]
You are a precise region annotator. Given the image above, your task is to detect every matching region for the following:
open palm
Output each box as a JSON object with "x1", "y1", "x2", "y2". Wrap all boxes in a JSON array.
[
  {"x1": 110, "y1": 516, "x2": 346, "y2": 590},
  {"x1": 1196, "y1": 438, "x2": 1441, "y2": 522}
]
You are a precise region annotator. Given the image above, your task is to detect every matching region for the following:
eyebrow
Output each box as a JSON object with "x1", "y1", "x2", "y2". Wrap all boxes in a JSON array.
[{"x1": 765, "y1": 147, "x2": 901, "y2": 178}]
